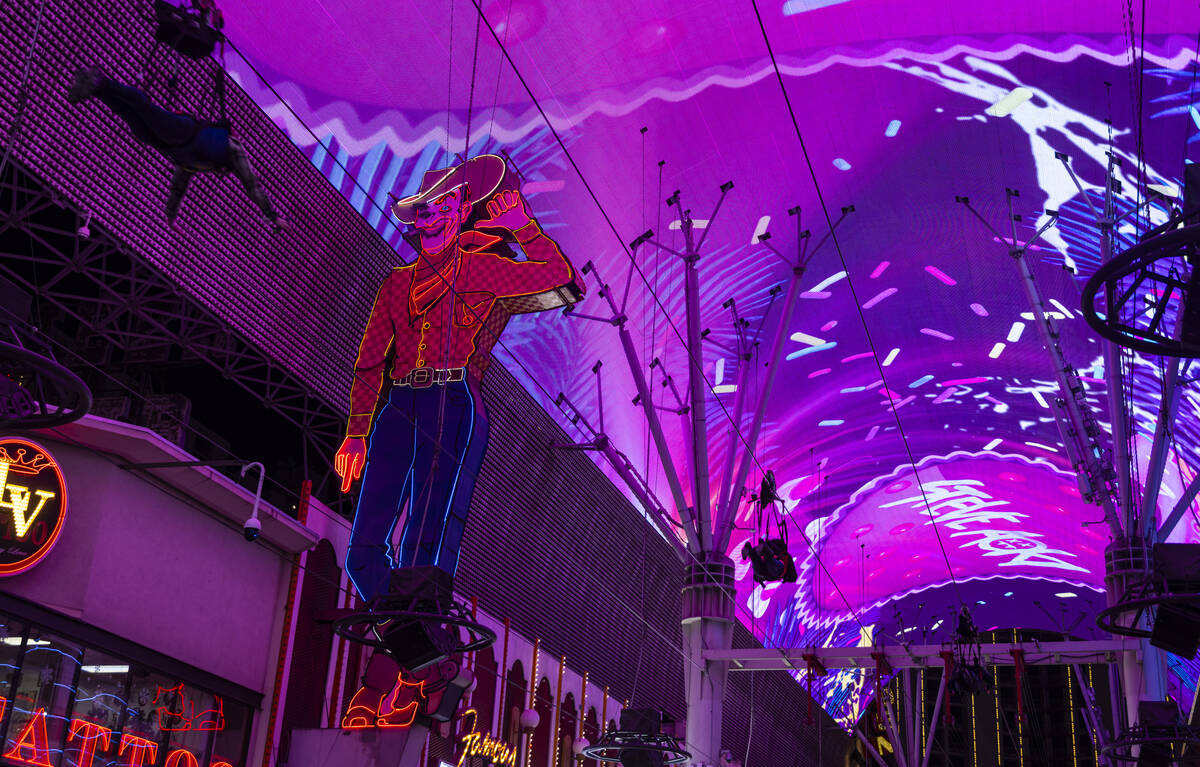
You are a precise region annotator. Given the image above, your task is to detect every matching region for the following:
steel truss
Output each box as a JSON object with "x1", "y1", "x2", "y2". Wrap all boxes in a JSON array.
[
  {"x1": 0, "y1": 157, "x2": 350, "y2": 512},
  {"x1": 705, "y1": 638, "x2": 1140, "y2": 671},
  {"x1": 709, "y1": 640, "x2": 1136, "y2": 767}
]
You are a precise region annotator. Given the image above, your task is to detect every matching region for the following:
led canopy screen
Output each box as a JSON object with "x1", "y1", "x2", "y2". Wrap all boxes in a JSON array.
[{"x1": 217, "y1": 0, "x2": 1200, "y2": 725}]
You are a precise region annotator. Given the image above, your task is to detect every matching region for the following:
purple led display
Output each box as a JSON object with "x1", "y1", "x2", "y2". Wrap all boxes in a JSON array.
[{"x1": 217, "y1": 0, "x2": 1200, "y2": 723}]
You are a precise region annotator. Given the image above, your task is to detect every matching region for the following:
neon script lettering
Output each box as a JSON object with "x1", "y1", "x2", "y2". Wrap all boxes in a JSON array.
[{"x1": 457, "y1": 710, "x2": 517, "y2": 767}]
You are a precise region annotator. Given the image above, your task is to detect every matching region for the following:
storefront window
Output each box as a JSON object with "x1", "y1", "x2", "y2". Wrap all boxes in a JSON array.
[
  {"x1": 206, "y1": 701, "x2": 249, "y2": 767},
  {"x1": 123, "y1": 668, "x2": 176, "y2": 749},
  {"x1": 64, "y1": 650, "x2": 130, "y2": 767},
  {"x1": 163, "y1": 686, "x2": 215, "y2": 767},
  {"x1": 0, "y1": 611, "x2": 250, "y2": 767},
  {"x1": 0, "y1": 618, "x2": 27, "y2": 714},
  {"x1": 6, "y1": 629, "x2": 83, "y2": 767}
]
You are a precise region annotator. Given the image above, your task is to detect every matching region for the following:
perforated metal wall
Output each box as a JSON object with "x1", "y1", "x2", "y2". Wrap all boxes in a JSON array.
[
  {"x1": 464, "y1": 363, "x2": 847, "y2": 765},
  {"x1": 1, "y1": 0, "x2": 393, "y2": 411}
]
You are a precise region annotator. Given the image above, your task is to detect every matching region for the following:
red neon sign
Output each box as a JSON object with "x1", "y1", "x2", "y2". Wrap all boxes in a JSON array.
[
  {"x1": 150, "y1": 684, "x2": 225, "y2": 732},
  {"x1": 0, "y1": 437, "x2": 68, "y2": 576},
  {"x1": 0, "y1": 700, "x2": 232, "y2": 767},
  {"x1": 67, "y1": 719, "x2": 112, "y2": 767},
  {"x1": 4, "y1": 708, "x2": 52, "y2": 767}
]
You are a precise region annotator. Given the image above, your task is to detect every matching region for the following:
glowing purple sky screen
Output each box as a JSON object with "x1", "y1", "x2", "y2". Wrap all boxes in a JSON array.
[{"x1": 218, "y1": 0, "x2": 1200, "y2": 725}]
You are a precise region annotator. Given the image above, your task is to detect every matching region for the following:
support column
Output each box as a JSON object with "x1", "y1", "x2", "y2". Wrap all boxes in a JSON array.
[
  {"x1": 1103, "y1": 537, "x2": 1166, "y2": 726},
  {"x1": 682, "y1": 553, "x2": 735, "y2": 765}
]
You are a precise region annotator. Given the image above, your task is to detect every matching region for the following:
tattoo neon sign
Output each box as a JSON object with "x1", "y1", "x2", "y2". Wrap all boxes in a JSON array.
[
  {"x1": 0, "y1": 437, "x2": 68, "y2": 576},
  {"x1": 0, "y1": 701, "x2": 234, "y2": 767}
]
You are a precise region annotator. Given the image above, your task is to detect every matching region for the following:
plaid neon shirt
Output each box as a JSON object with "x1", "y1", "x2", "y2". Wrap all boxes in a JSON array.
[{"x1": 346, "y1": 221, "x2": 581, "y2": 437}]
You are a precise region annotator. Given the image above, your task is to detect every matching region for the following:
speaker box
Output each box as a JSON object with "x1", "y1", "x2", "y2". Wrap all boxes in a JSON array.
[
  {"x1": 383, "y1": 566, "x2": 454, "y2": 612},
  {"x1": 1153, "y1": 544, "x2": 1200, "y2": 592},
  {"x1": 1150, "y1": 603, "x2": 1200, "y2": 659},
  {"x1": 1183, "y1": 259, "x2": 1200, "y2": 348},
  {"x1": 378, "y1": 567, "x2": 456, "y2": 671},
  {"x1": 1138, "y1": 700, "x2": 1181, "y2": 727},
  {"x1": 379, "y1": 619, "x2": 454, "y2": 671},
  {"x1": 1184, "y1": 163, "x2": 1200, "y2": 213},
  {"x1": 618, "y1": 709, "x2": 664, "y2": 767},
  {"x1": 1137, "y1": 701, "x2": 1182, "y2": 767}
]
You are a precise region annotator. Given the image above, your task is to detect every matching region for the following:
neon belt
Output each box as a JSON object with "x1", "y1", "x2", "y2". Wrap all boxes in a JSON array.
[{"x1": 395, "y1": 367, "x2": 466, "y2": 389}]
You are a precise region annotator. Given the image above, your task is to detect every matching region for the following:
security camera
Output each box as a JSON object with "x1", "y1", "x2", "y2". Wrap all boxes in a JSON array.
[
  {"x1": 243, "y1": 517, "x2": 261, "y2": 542},
  {"x1": 240, "y1": 462, "x2": 265, "y2": 542}
]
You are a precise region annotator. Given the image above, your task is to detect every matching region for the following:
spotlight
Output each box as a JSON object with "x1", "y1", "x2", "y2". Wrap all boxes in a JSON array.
[{"x1": 77, "y1": 213, "x2": 92, "y2": 239}]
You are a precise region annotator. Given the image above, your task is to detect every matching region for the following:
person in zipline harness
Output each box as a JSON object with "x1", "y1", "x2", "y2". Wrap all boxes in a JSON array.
[{"x1": 67, "y1": 67, "x2": 285, "y2": 231}]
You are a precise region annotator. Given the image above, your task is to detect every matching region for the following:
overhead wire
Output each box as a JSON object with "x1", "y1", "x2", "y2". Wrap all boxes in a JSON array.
[
  {"x1": 748, "y1": 0, "x2": 966, "y2": 610},
  {"x1": 1136, "y1": 0, "x2": 1148, "y2": 234},
  {"x1": 1180, "y1": 23, "x2": 1200, "y2": 171},
  {"x1": 2, "y1": 133, "x2": 725, "y2": 694},
  {"x1": 483, "y1": 0, "x2": 513, "y2": 156},
  {"x1": 67, "y1": 0, "x2": 875, "y2": 655},
  {"x1": 4, "y1": 0, "x2": 883, "y2": 725},
  {"x1": 3, "y1": 298, "x2": 717, "y2": 685},
  {"x1": 458, "y1": 0, "x2": 872, "y2": 634}
]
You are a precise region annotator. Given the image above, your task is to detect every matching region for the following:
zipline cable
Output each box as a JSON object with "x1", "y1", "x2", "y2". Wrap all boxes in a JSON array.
[{"x1": 749, "y1": 0, "x2": 966, "y2": 610}]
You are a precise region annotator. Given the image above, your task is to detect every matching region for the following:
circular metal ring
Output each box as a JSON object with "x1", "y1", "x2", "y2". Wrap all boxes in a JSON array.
[
  {"x1": 331, "y1": 608, "x2": 497, "y2": 656},
  {"x1": 1100, "y1": 724, "x2": 1200, "y2": 763},
  {"x1": 1095, "y1": 592, "x2": 1200, "y2": 637},
  {"x1": 1080, "y1": 223, "x2": 1200, "y2": 358},
  {"x1": 581, "y1": 733, "x2": 691, "y2": 765},
  {"x1": 0, "y1": 342, "x2": 92, "y2": 429}
]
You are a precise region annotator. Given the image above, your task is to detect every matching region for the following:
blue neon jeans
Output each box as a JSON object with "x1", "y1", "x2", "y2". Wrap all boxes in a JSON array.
[{"x1": 346, "y1": 380, "x2": 489, "y2": 603}]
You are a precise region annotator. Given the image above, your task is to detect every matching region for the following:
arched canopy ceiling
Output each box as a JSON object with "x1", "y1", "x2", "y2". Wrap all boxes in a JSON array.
[{"x1": 220, "y1": 0, "x2": 1200, "y2": 724}]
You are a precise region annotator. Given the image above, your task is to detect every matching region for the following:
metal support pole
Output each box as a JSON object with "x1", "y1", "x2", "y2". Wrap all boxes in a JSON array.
[
  {"x1": 1139, "y1": 357, "x2": 1183, "y2": 537},
  {"x1": 882, "y1": 693, "x2": 910, "y2": 767},
  {"x1": 906, "y1": 670, "x2": 919, "y2": 767},
  {"x1": 683, "y1": 243, "x2": 714, "y2": 552},
  {"x1": 1106, "y1": 340, "x2": 1134, "y2": 529},
  {"x1": 1100, "y1": 160, "x2": 1136, "y2": 530},
  {"x1": 617, "y1": 320, "x2": 700, "y2": 551},
  {"x1": 1011, "y1": 248, "x2": 1122, "y2": 536},
  {"x1": 573, "y1": 261, "x2": 699, "y2": 551},
  {"x1": 712, "y1": 345, "x2": 751, "y2": 536},
  {"x1": 1072, "y1": 664, "x2": 1110, "y2": 767},
  {"x1": 1156, "y1": 472, "x2": 1200, "y2": 543},
  {"x1": 597, "y1": 440, "x2": 687, "y2": 560},
  {"x1": 1057, "y1": 152, "x2": 1134, "y2": 527},
  {"x1": 854, "y1": 728, "x2": 891, "y2": 767},
  {"x1": 1108, "y1": 662, "x2": 1126, "y2": 754},
  {"x1": 920, "y1": 672, "x2": 948, "y2": 767},
  {"x1": 718, "y1": 264, "x2": 803, "y2": 551}
]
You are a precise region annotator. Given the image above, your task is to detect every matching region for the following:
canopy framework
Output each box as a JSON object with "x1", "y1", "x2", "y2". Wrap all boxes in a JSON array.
[{"x1": 0, "y1": 158, "x2": 349, "y2": 511}]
